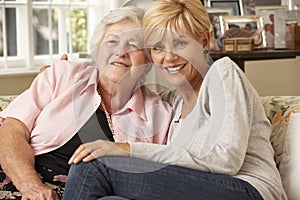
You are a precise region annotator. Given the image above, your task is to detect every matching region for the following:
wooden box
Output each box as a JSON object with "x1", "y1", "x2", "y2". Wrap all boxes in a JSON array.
[
  {"x1": 223, "y1": 39, "x2": 235, "y2": 52},
  {"x1": 236, "y1": 38, "x2": 254, "y2": 52},
  {"x1": 223, "y1": 38, "x2": 254, "y2": 52},
  {"x1": 286, "y1": 24, "x2": 300, "y2": 50}
]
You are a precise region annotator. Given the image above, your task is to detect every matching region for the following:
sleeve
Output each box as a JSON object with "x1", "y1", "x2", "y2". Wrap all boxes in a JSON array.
[
  {"x1": 129, "y1": 58, "x2": 260, "y2": 175},
  {"x1": 0, "y1": 65, "x2": 57, "y2": 132}
]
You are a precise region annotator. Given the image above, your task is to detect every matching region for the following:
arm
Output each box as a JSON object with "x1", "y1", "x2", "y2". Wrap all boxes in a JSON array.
[
  {"x1": 97, "y1": 59, "x2": 256, "y2": 175},
  {"x1": 127, "y1": 58, "x2": 259, "y2": 175},
  {"x1": 0, "y1": 64, "x2": 61, "y2": 199},
  {"x1": 0, "y1": 118, "x2": 58, "y2": 199},
  {"x1": 70, "y1": 59, "x2": 257, "y2": 175},
  {"x1": 68, "y1": 140, "x2": 130, "y2": 164}
]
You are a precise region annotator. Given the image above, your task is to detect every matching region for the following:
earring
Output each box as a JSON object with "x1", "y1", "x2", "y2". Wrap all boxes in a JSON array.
[{"x1": 203, "y1": 50, "x2": 214, "y2": 66}]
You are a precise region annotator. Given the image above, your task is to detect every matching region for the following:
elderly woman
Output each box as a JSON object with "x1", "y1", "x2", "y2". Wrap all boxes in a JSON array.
[
  {"x1": 64, "y1": 0, "x2": 287, "y2": 200},
  {"x1": 0, "y1": 6, "x2": 171, "y2": 200}
]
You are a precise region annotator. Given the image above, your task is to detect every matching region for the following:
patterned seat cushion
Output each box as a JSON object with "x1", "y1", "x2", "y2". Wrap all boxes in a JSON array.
[
  {"x1": 0, "y1": 96, "x2": 17, "y2": 112},
  {"x1": 261, "y1": 96, "x2": 300, "y2": 168}
]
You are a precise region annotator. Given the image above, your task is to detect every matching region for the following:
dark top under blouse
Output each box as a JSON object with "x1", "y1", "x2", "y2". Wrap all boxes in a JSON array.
[{"x1": 34, "y1": 108, "x2": 113, "y2": 186}]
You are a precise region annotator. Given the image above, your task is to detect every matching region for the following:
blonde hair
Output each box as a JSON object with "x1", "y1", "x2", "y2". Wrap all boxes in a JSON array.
[
  {"x1": 143, "y1": 0, "x2": 211, "y2": 46},
  {"x1": 89, "y1": 6, "x2": 144, "y2": 56}
]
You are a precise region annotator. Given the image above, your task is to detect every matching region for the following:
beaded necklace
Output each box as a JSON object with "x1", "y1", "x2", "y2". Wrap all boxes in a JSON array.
[{"x1": 97, "y1": 88, "x2": 114, "y2": 134}]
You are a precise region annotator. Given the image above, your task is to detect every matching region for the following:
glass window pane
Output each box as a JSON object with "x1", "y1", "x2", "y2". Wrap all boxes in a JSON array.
[
  {"x1": 33, "y1": 8, "x2": 59, "y2": 55},
  {"x1": 33, "y1": 9, "x2": 49, "y2": 55},
  {"x1": 52, "y1": 8, "x2": 59, "y2": 54},
  {"x1": 70, "y1": 8, "x2": 87, "y2": 53},
  {"x1": 6, "y1": 8, "x2": 17, "y2": 56},
  {"x1": 0, "y1": 8, "x2": 3, "y2": 57}
]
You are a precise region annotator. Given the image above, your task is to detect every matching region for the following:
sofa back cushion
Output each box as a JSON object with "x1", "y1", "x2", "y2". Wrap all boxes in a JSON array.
[
  {"x1": 279, "y1": 113, "x2": 300, "y2": 200},
  {"x1": 261, "y1": 96, "x2": 300, "y2": 168}
]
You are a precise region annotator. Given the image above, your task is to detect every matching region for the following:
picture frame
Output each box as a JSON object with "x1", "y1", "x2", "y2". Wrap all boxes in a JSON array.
[
  {"x1": 274, "y1": 10, "x2": 300, "y2": 49},
  {"x1": 255, "y1": 6, "x2": 288, "y2": 48},
  {"x1": 219, "y1": 15, "x2": 266, "y2": 48},
  {"x1": 205, "y1": 7, "x2": 234, "y2": 39},
  {"x1": 207, "y1": 0, "x2": 244, "y2": 16},
  {"x1": 255, "y1": 6, "x2": 288, "y2": 25}
]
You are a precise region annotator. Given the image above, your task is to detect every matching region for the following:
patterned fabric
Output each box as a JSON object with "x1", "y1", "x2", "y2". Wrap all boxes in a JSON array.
[
  {"x1": 261, "y1": 96, "x2": 300, "y2": 168},
  {"x1": 0, "y1": 96, "x2": 16, "y2": 112},
  {"x1": 0, "y1": 172, "x2": 64, "y2": 199}
]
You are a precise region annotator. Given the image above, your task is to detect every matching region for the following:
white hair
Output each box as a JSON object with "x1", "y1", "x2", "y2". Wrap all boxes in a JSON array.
[{"x1": 89, "y1": 6, "x2": 145, "y2": 56}]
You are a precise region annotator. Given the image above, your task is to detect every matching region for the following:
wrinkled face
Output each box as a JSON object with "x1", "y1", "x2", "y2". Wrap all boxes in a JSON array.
[
  {"x1": 95, "y1": 20, "x2": 147, "y2": 85},
  {"x1": 150, "y1": 30, "x2": 209, "y2": 89}
]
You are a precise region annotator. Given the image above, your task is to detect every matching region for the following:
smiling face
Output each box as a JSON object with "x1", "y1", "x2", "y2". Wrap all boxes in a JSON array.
[
  {"x1": 150, "y1": 29, "x2": 209, "y2": 92},
  {"x1": 142, "y1": 0, "x2": 211, "y2": 94},
  {"x1": 95, "y1": 20, "x2": 147, "y2": 92}
]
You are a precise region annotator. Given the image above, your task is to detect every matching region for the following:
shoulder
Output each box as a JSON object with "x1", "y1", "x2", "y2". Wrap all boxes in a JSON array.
[
  {"x1": 205, "y1": 57, "x2": 249, "y2": 88},
  {"x1": 210, "y1": 57, "x2": 241, "y2": 74},
  {"x1": 201, "y1": 56, "x2": 259, "y2": 102},
  {"x1": 42, "y1": 60, "x2": 96, "y2": 79}
]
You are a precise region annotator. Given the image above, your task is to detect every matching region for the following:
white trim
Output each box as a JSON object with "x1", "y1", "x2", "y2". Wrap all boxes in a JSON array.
[
  {"x1": 58, "y1": 6, "x2": 67, "y2": 54},
  {"x1": 0, "y1": 0, "x2": 119, "y2": 75},
  {"x1": 0, "y1": 69, "x2": 39, "y2": 77},
  {"x1": 2, "y1": 3, "x2": 7, "y2": 69},
  {"x1": 27, "y1": 0, "x2": 34, "y2": 70}
]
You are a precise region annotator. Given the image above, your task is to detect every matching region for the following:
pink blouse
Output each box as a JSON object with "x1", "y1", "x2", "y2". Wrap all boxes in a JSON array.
[{"x1": 0, "y1": 61, "x2": 172, "y2": 155}]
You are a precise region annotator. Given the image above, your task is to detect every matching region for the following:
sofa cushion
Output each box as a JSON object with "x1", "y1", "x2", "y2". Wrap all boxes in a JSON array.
[
  {"x1": 0, "y1": 96, "x2": 17, "y2": 112},
  {"x1": 279, "y1": 113, "x2": 300, "y2": 200},
  {"x1": 261, "y1": 96, "x2": 300, "y2": 168}
]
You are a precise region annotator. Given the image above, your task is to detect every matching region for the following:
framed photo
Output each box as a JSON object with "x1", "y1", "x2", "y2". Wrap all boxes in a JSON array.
[
  {"x1": 274, "y1": 10, "x2": 300, "y2": 49},
  {"x1": 255, "y1": 6, "x2": 288, "y2": 25},
  {"x1": 255, "y1": 6, "x2": 287, "y2": 48},
  {"x1": 219, "y1": 15, "x2": 266, "y2": 48},
  {"x1": 205, "y1": 7, "x2": 234, "y2": 39},
  {"x1": 220, "y1": 16, "x2": 263, "y2": 33},
  {"x1": 207, "y1": 0, "x2": 244, "y2": 16}
]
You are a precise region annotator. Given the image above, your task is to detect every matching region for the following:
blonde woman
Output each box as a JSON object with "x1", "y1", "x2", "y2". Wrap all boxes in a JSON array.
[{"x1": 64, "y1": 0, "x2": 287, "y2": 200}]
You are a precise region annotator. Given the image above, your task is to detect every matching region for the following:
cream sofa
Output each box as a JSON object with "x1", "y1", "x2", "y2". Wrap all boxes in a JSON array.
[{"x1": 1, "y1": 95, "x2": 300, "y2": 199}]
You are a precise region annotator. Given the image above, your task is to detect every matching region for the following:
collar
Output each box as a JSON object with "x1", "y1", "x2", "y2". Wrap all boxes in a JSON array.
[
  {"x1": 114, "y1": 86, "x2": 147, "y2": 121},
  {"x1": 78, "y1": 64, "x2": 99, "y2": 95}
]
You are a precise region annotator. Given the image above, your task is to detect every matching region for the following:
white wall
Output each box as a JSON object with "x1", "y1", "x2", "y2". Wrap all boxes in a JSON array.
[
  {"x1": 0, "y1": 73, "x2": 37, "y2": 95},
  {"x1": 1, "y1": 57, "x2": 300, "y2": 96},
  {"x1": 245, "y1": 56, "x2": 300, "y2": 96}
]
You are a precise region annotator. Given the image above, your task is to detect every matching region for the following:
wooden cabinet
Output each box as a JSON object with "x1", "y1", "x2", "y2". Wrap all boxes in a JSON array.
[{"x1": 210, "y1": 49, "x2": 300, "y2": 71}]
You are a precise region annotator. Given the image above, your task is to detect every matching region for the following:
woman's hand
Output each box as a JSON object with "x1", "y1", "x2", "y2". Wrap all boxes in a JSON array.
[
  {"x1": 39, "y1": 54, "x2": 68, "y2": 73},
  {"x1": 68, "y1": 140, "x2": 130, "y2": 164},
  {"x1": 21, "y1": 184, "x2": 59, "y2": 200}
]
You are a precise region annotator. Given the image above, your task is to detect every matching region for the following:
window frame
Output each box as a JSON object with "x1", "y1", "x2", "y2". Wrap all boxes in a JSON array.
[{"x1": 0, "y1": 0, "x2": 117, "y2": 75}]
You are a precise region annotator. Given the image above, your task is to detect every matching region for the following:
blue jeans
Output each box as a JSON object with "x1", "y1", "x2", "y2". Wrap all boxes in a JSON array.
[{"x1": 63, "y1": 157, "x2": 263, "y2": 200}]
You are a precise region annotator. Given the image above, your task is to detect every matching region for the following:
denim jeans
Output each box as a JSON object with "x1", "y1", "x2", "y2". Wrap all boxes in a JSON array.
[{"x1": 63, "y1": 157, "x2": 263, "y2": 200}]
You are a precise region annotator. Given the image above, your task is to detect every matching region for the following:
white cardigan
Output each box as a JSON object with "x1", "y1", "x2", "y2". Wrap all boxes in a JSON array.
[{"x1": 128, "y1": 57, "x2": 287, "y2": 200}]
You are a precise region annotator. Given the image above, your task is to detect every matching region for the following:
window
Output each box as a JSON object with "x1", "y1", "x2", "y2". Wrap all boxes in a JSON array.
[{"x1": 0, "y1": 0, "x2": 122, "y2": 74}]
